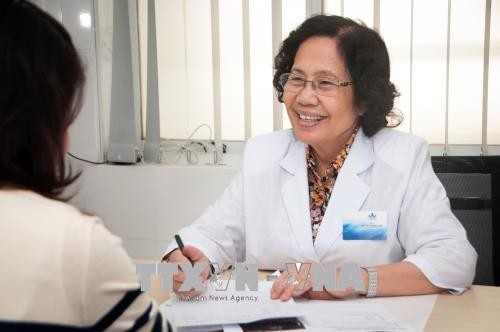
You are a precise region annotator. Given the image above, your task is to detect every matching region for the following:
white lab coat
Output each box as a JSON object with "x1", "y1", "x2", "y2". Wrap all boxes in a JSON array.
[{"x1": 166, "y1": 128, "x2": 477, "y2": 292}]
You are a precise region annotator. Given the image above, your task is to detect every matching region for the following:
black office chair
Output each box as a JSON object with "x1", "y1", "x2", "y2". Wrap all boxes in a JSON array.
[{"x1": 431, "y1": 156, "x2": 500, "y2": 286}]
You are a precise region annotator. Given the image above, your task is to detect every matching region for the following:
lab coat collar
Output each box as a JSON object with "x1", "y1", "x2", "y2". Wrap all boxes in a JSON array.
[
  {"x1": 280, "y1": 134, "x2": 317, "y2": 261},
  {"x1": 279, "y1": 128, "x2": 374, "y2": 262},
  {"x1": 341, "y1": 127, "x2": 374, "y2": 175},
  {"x1": 279, "y1": 133, "x2": 305, "y2": 176},
  {"x1": 279, "y1": 128, "x2": 374, "y2": 175},
  {"x1": 314, "y1": 128, "x2": 373, "y2": 260}
]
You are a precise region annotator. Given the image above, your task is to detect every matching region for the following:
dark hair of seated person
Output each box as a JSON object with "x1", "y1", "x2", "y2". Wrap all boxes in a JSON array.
[
  {"x1": 273, "y1": 14, "x2": 402, "y2": 137},
  {"x1": 0, "y1": 0, "x2": 85, "y2": 200}
]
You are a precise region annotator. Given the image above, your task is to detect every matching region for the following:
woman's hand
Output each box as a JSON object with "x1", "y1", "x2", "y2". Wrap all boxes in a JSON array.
[
  {"x1": 164, "y1": 245, "x2": 212, "y2": 297},
  {"x1": 270, "y1": 270, "x2": 313, "y2": 300},
  {"x1": 270, "y1": 269, "x2": 366, "y2": 301}
]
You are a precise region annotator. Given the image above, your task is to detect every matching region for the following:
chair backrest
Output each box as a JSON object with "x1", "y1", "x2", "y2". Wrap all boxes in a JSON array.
[{"x1": 431, "y1": 156, "x2": 500, "y2": 286}]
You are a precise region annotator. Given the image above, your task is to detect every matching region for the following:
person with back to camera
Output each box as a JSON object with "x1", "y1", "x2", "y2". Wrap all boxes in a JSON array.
[
  {"x1": 0, "y1": 1, "x2": 170, "y2": 330},
  {"x1": 164, "y1": 15, "x2": 477, "y2": 300}
]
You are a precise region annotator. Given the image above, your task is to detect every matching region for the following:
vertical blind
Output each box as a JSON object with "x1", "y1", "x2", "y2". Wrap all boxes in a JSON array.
[{"x1": 138, "y1": 0, "x2": 499, "y2": 154}]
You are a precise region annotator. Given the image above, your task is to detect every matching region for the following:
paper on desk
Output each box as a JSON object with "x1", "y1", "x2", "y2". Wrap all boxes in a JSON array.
[
  {"x1": 295, "y1": 299, "x2": 417, "y2": 332},
  {"x1": 163, "y1": 280, "x2": 300, "y2": 328},
  {"x1": 363, "y1": 294, "x2": 438, "y2": 332}
]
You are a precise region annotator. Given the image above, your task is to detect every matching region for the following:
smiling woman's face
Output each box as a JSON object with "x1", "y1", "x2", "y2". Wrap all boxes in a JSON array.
[{"x1": 283, "y1": 36, "x2": 359, "y2": 153}]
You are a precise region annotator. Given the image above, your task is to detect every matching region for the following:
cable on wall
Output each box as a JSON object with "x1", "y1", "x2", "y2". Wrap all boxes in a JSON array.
[
  {"x1": 159, "y1": 124, "x2": 224, "y2": 165},
  {"x1": 67, "y1": 152, "x2": 107, "y2": 165}
]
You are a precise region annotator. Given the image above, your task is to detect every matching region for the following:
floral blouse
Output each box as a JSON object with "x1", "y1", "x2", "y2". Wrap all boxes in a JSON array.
[{"x1": 307, "y1": 126, "x2": 359, "y2": 242}]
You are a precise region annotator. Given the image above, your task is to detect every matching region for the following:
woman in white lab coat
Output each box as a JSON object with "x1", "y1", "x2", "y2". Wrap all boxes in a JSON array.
[{"x1": 164, "y1": 15, "x2": 477, "y2": 300}]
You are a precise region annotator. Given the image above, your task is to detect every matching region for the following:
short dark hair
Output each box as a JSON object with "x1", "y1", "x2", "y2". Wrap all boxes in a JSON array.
[
  {"x1": 0, "y1": 0, "x2": 85, "y2": 199},
  {"x1": 273, "y1": 15, "x2": 401, "y2": 137}
]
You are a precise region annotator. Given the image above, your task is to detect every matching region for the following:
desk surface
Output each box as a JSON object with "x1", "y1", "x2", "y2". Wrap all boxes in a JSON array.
[
  {"x1": 425, "y1": 285, "x2": 500, "y2": 332},
  {"x1": 147, "y1": 274, "x2": 500, "y2": 331}
]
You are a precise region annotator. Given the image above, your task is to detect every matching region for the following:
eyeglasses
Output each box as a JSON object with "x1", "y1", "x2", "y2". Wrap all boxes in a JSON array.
[{"x1": 279, "y1": 73, "x2": 353, "y2": 97}]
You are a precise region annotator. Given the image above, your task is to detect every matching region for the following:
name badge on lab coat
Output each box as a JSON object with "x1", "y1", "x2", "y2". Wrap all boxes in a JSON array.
[{"x1": 342, "y1": 211, "x2": 387, "y2": 240}]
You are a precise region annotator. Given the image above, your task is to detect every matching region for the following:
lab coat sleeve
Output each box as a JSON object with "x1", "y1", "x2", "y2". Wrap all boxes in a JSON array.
[
  {"x1": 163, "y1": 172, "x2": 245, "y2": 267},
  {"x1": 398, "y1": 141, "x2": 477, "y2": 294}
]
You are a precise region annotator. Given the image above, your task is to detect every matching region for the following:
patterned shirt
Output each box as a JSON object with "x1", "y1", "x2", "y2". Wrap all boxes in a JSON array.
[{"x1": 307, "y1": 126, "x2": 359, "y2": 242}]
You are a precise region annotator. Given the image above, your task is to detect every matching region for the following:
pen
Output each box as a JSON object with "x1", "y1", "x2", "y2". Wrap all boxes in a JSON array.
[
  {"x1": 174, "y1": 234, "x2": 185, "y2": 253},
  {"x1": 175, "y1": 234, "x2": 215, "y2": 276}
]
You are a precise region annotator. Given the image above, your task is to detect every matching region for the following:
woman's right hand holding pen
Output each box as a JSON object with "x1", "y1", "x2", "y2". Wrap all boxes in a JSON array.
[{"x1": 164, "y1": 245, "x2": 212, "y2": 297}]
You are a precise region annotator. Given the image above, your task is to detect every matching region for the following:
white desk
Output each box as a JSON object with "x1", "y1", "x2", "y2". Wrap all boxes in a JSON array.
[{"x1": 147, "y1": 274, "x2": 500, "y2": 331}]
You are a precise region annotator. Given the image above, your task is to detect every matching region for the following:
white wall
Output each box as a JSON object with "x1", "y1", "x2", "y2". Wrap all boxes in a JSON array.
[{"x1": 68, "y1": 161, "x2": 239, "y2": 260}]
